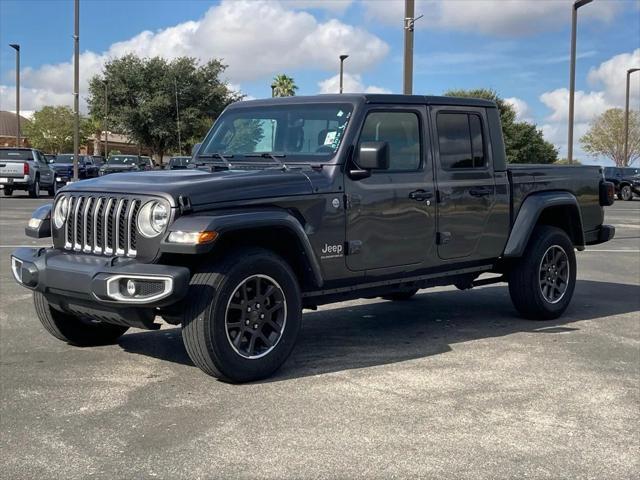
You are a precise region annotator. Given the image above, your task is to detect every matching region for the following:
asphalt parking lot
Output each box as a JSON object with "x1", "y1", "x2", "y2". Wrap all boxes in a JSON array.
[{"x1": 1, "y1": 193, "x2": 638, "y2": 480}]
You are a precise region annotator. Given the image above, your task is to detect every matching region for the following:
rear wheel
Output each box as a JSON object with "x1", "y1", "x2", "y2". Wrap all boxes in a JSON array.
[
  {"x1": 382, "y1": 289, "x2": 419, "y2": 301},
  {"x1": 508, "y1": 226, "x2": 576, "y2": 320},
  {"x1": 47, "y1": 179, "x2": 57, "y2": 197},
  {"x1": 3, "y1": 187, "x2": 13, "y2": 196},
  {"x1": 620, "y1": 185, "x2": 633, "y2": 201},
  {"x1": 181, "y1": 248, "x2": 301, "y2": 383},
  {"x1": 33, "y1": 291, "x2": 128, "y2": 346},
  {"x1": 28, "y1": 178, "x2": 40, "y2": 198}
]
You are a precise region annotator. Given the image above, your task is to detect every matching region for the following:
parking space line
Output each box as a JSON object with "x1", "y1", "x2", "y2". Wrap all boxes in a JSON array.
[{"x1": 584, "y1": 249, "x2": 640, "y2": 253}]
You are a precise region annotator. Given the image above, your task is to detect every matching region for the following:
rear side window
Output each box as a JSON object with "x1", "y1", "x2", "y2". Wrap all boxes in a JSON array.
[
  {"x1": 437, "y1": 112, "x2": 486, "y2": 169},
  {"x1": 359, "y1": 111, "x2": 421, "y2": 171}
]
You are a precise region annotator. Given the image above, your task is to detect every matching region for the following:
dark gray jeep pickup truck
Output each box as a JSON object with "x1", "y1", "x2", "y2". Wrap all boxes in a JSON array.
[{"x1": 11, "y1": 94, "x2": 616, "y2": 382}]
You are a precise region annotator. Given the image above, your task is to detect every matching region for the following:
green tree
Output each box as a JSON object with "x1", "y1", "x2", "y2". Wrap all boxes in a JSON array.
[
  {"x1": 87, "y1": 55, "x2": 240, "y2": 164},
  {"x1": 580, "y1": 108, "x2": 640, "y2": 167},
  {"x1": 445, "y1": 88, "x2": 558, "y2": 164},
  {"x1": 23, "y1": 106, "x2": 92, "y2": 153},
  {"x1": 271, "y1": 74, "x2": 298, "y2": 97}
]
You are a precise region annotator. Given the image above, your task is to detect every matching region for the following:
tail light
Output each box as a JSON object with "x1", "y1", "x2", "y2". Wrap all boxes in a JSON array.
[
  {"x1": 599, "y1": 181, "x2": 615, "y2": 206},
  {"x1": 23, "y1": 162, "x2": 29, "y2": 175}
]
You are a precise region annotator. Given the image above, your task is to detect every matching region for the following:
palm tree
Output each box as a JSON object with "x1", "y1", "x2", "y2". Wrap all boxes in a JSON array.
[{"x1": 271, "y1": 74, "x2": 298, "y2": 97}]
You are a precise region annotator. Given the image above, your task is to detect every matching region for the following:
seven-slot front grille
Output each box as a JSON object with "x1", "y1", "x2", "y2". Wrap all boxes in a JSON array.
[{"x1": 62, "y1": 195, "x2": 141, "y2": 257}]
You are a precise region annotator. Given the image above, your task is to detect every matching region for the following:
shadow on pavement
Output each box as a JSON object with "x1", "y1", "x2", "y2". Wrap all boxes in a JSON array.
[{"x1": 117, "y1": 279, "x2": 640, "y2": 382}]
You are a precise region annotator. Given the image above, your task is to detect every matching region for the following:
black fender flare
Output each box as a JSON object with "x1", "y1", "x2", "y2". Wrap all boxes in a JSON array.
[
  {"x1": 160, "y1": 208, "x2": 323, "y2": 288},
  {"x1": 503, "y1": 191, "x2": 585, "y2": 257}
]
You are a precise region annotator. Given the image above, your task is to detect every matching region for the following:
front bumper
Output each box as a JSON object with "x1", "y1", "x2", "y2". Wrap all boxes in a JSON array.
[{"x1": 10, "y1": 247, "x2": 190, "y2": 308}]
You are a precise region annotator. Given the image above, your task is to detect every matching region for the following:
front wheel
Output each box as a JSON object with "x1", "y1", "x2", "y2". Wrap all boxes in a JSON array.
[
  {"x1": 33, "y1": 292, "x2": 129, "y2": 345},
  {"x1": 508, "y1": 226, "x2": 576, "y2": 320},
  {"x1": 620, "y1": 185, "x2": 633, "y2": 201},
  {"x1": 181, "y1": 248, "x2": 301, "y2": 382}
]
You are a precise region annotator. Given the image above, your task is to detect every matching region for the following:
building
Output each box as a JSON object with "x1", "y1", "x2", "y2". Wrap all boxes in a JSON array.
[{"x1": 0, "y1": 110, "x2": 30, "y2": 147}]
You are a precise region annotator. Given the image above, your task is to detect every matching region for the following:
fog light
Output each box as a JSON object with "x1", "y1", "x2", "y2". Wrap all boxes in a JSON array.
[
  {"x1": 104, "y1": 275, "x2": 173, "y2": 303},
  {"x1": 126, "y1": 279, "x2": 136, "y2": 296},
  {"x1": 11, "y1": 257, "x2": 23, "y2": 283},
  {"x1": 56, "y1": 177, "x2": 62, "y2": 182},
  {"x1": 167, "y1": 230, "x2": 218, "y2": 245}
]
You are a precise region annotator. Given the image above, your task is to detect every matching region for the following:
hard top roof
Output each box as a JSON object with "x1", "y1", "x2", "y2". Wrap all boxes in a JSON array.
[{"x1": 230, "y1": 94, "x2": 496, "y2": 109}]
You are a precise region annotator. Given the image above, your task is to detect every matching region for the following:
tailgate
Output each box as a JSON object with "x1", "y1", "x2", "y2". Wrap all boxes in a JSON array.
[{"x1": 0, "y1": 160, "x2": 26, "y2": 178}]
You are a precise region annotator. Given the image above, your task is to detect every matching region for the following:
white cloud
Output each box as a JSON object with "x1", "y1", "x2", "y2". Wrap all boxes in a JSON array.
[
  {"x1": 364, "y1": 0, "x2": 622, "y2": 36},
  {"x1": 540, "y1": 88, "x2": 612, "y2": 123},
  {"x1": 0, "y1": 0, "x2": 388, "y2": 112},
  {"x1": 538, "y1": 48, "x2": 640, "y2": 162},
  {"x1": 317, "y1": 73, "x2": 392, "y2": 94},
  {"x1": 505, "y1": 97, "x2": 532, "y2": 123},
  {"x1": 284, "y1": 0, "x2": 353, "y2": 13},
  {"x1": 587, "y1": 48, "x2": 640, "y2": 106}
]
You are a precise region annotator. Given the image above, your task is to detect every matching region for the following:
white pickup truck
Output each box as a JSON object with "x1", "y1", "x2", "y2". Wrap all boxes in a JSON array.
[{"x1": 0, "y1": 148, "x2": 57, "y2": 197}]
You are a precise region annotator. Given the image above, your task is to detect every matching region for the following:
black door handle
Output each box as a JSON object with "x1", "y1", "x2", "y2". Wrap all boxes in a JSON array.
[
  {"x1": 409, "y1": 189, "x2": 433, "y2": 201},
  {"x1": 469, "y1": 187, "x2": 493, "y2": 197}
]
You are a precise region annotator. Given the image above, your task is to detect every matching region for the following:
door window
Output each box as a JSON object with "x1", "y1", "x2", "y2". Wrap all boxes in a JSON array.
[
  {"x1": 437, "y1": 113, "x2": 486, "y2": 169},
  {"x1": 359, "y1": 111, "x2": 421, "y2": 171}
]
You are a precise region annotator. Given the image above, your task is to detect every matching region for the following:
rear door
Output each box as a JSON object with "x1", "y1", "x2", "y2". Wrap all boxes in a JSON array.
[
  {"x1": 345, "y1": 106, "x2": 435, "y2": 271},
  {"x1": 431, "y1": 107, "x2": 496, "y2": 260},
  {"x1": 34, "y1": 151, "x2": 54, "y2": 186}
]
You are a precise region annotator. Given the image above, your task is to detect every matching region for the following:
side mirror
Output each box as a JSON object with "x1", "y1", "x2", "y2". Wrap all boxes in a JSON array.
[
  {"x1": 357, "y1": 141, "x2": 390, "y2": 170},
  {"x1": 192, "y1": 143, "x2": 202, "y2": 156}
]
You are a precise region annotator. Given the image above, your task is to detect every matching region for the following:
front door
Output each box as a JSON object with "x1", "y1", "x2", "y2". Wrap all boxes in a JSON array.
[
  {"x1": 345, "y1": 106, "x2": 435, "y2": 271},
  {"x1": 431, "y1": 107, "x2": 496, "y2": 260}
]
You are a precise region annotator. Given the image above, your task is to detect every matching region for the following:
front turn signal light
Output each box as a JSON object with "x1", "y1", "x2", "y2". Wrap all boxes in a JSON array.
[{"x1": 166, "y1": 230, "x2": 218, "y2": 245}]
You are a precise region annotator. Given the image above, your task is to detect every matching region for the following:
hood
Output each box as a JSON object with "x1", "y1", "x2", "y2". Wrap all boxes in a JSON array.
[{"x1": 62, "y1": 167, "x2": 314, "y2": 207}]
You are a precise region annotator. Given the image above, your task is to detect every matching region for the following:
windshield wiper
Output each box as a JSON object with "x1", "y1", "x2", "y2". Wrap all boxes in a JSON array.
[
  {"x1": 244, "y1": 153, "x2": 288, "y2": 170},
  {"x1": 196, "y1": 152, "x2": 234, "y2": 168}
]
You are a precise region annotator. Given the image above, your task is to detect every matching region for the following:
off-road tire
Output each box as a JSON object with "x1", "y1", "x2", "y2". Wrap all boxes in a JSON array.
[
  {"x1": 620, "y1": 185, "x2": 633, "y2": 201},
  {"x1": 382, "y1": 289, "x2": 419, "y2": 301},
  {"x1": 28, "y1": 178, "x2": 40, "y2": 198},
  {"x1": 33, "y1": 291, "x2": 129, "y2": 345},
  {"x1": 181, "y1": 248, "x2": 302, "y2": 383},
  {"x1": 508, "y1": 226, "x2": 576, "y2": 320}
]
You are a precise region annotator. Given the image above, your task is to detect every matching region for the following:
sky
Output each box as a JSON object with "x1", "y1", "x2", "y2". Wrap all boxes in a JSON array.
[{"x1": 0, "y1": 0, "x2": 638, "y2": 165}]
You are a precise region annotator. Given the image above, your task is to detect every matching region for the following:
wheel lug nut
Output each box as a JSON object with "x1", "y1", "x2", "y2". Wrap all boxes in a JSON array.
[
  {"x1": 260, "y1": 314, "x2": 265, "y2": 319},
  {"x1": 247, "y1": 307, "x2": 251, "y2": 312},
  {"x1": 256, "y1": 303, "x2": 260, "y2": 309},
  {"x1": 253, "y1": 323, "x2": 258, "y2": 329},
  {"x1": 245, "y1": 320, "x2": 250, "y2": 325}
]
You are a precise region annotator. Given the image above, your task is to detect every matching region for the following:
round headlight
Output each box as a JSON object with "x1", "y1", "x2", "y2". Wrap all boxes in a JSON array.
[
  {"x1": 137, "y1": 201, "x2": 169, "y2": 238},
  {"x1": 53, "y1": 196, "x2": 69, "y2": 229}
]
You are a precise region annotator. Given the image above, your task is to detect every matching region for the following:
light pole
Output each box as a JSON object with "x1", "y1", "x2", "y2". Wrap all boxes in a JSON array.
[
  {"x1": 339, "y1": 54, "x2": 349, "y2": 94},
  {"x1": 103, "y1": 80, "x2": 108, "y2": 158},
  {"x1": 9, "y1": 44, "x2": 20, "y2": 146},
  {"x1": 72, "y1": 0, "x2": 80, "y2": 181},
  {"x1": 624, "y1": 68, "x2": 640, "y2": 166},
  {"x1": 567, "y1": 0, "x2": 593, "y2": 164},
  {"x1": 174, "y1": 78, "x2": 181, "y2": 155}
]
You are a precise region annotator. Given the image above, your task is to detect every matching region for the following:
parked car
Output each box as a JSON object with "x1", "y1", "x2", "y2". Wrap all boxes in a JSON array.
[
  {"x1": 51, "y1": 154, "x2": 100, "y2": 185},
  {"x1": 167, "y1": 156, "x2": 192, "y2": 170},
  {"x1": 603, "y1": 166, "x2": 640, "y2": 201},
  {"x1": 91, "y1": 155, "x2": 106, "y2": 167},
  {"x1": 99, "y1": 155, "x2": 143, "y2": 175},
  {"x1": 139, "y1": 156, "x2": 155, "y2": 170},
  {"x1": 44, "y1": 154, "x2": 57, "y2": 164},
  {"x1": 12, "y1": 94, "x2": 616, "y2": 383},
  {"x1": 0, "y1": 147, "x2": 56, "y2": 197}
]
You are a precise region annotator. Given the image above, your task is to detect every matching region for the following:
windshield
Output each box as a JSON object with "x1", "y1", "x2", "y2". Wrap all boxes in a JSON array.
[
  {"x1": 55, "y1": 154, "x2": 79, "y2": 164},
  {"x1": 199, "y1": 103, "x2": 353, "y2": 161},
  {"x1": 108, "y1": 156, "x2": 138, "y2": 165},
  {"x1": 0, "y1": 149, "x2": 33, "y2": 160},
  {"x1": 170, "y1": 157, "x2": 191, "y2": 166}
]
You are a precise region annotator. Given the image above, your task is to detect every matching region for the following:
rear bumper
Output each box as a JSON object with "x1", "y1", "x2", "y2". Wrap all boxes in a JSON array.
[
  {"x1": 1, "y1": 175, "x2": 31, "y2": 187},
  {"x1": 10, "y1": 247, "x2": 190, "y2": 308},
  {"x1": 585, "y1": 225, "x2": 616, "y2": 246}
]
